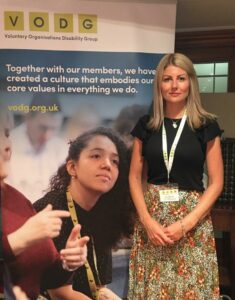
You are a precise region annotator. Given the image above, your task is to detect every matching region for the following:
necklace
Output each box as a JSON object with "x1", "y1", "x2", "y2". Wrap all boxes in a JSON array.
[{"x1": 171, "y1": 119, "x2": 180, "y2": 128}]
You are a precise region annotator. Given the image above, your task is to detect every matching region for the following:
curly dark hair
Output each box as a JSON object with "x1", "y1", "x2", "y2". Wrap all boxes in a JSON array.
[{"x1": 49, "y1": 126, "x2": 134, "y2": 247}]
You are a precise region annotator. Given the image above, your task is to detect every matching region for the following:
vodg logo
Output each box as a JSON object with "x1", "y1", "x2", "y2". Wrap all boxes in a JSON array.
[{"x1": 4, "y1": 11, "x2": 97, "y2": 33}]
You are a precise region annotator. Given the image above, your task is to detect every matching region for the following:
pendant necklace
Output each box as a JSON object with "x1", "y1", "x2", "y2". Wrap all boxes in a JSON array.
[{"x1": 171, "y1": 119, "x2": 180, "y2": 128}]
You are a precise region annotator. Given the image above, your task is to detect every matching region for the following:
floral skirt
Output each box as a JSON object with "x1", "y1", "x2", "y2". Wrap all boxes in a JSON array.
[{"x1": 128, "y1": 184, "x2": 220, "y2": 300}]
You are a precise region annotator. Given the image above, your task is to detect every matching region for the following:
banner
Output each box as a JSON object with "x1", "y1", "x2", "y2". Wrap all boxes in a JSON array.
[
  {"x1": 1, "y1": 0, "x2": 176, "y2": 198},
  {"x1": 0, "y1": 0, "x2": 176, "y2": 297}
]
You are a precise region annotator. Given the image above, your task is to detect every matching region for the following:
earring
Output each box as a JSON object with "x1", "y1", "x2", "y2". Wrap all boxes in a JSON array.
[{"x1": 71, "y1": 175, "x2": 76, "y2": 179}]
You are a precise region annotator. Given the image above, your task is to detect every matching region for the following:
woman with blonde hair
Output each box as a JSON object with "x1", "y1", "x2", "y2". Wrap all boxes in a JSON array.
[{"x1": 128, "y1": 53, "x2": 223, "y2": 299}]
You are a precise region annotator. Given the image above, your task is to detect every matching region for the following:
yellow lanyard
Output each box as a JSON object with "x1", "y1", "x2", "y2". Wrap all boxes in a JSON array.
[{"x1": 66, "y1": 189, "x2": 101, "y2": 300}]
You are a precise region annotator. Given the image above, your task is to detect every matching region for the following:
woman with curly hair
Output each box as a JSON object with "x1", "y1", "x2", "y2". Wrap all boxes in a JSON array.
[{"x1": 34, "y1": 127, "x2": 134, "y2": 299}]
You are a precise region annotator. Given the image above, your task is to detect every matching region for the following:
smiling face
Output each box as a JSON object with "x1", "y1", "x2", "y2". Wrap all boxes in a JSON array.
[
  {"x1": 161, "y1": 65, "x2": 190, "y2": 106},
  {"x1": 0, "y1": 114, "x2": 12, "y2": 180},
  {"x1": 67, "y1": 135, "x2": 119, "y2": 198}
]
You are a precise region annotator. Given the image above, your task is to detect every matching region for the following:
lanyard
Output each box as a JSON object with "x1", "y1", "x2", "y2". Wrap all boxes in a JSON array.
[
  {"x1": 162, "y1": 111, "x2": 187, "y2": 182},
  {"x1": 66, "y1": 189, "x2": 101, "y2": 300}
]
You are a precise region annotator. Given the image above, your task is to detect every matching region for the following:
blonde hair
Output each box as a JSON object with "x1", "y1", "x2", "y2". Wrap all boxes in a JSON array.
[{"x1": 148, "y1": 53, "x2": 216, "y2": 130}]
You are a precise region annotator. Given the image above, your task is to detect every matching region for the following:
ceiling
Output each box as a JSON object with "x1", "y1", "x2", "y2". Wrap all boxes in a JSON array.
[{"x1": 176, "y1": 0, "x2": 235, "y2": 32}]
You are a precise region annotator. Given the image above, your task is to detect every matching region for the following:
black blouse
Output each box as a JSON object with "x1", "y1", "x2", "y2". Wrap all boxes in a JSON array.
[
  {"x1": 34, "y1": 191, "x2": 112, "y2": 298},
  {"x1": 131, "y1": 115, "x2": 222, "y2": 191}
]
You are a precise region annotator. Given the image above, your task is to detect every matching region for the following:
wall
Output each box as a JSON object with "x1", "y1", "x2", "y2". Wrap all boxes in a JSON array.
[
  {"x1": 202, "y1": 93, "x2": 235, "y2": 138},
  {"x1": 175, "y1": 29, "x2": 235, "y2": 138},
  {"x1": 175, "y1": 29, "x2": 235, "y2": 92}
]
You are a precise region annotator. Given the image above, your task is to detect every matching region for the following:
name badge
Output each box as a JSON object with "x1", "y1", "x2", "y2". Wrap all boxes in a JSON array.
[{"x1": 158, "y1": 183, "x2": 179, "y2": 202}]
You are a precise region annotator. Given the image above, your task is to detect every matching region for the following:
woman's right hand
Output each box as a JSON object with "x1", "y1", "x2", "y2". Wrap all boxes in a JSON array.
[
  {"x1": 8, "y1": 204, "x2": 70, "y2": 255},
  {"x1": 143, "y1": 217, "x2": 174, "y2": 246},
  {"x1": 13, "y1": 286, "x2": 30, "y2": 300},
  {"x1": 129, "y1": 139, "x2": 174, "y2": 247}
]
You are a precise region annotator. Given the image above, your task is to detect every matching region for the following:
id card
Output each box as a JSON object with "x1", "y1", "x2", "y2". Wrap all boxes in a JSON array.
[{"x1": 158, "y1": 183, "x2": 179, "y2": 202}]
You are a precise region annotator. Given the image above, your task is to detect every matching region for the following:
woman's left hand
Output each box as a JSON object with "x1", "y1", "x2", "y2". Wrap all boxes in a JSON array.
[
  {"x1": 164, "y1": 221, "x2": 185, "y2": 242},
  {"x1": 60, "y1": 224, "x2": 89, "y2": 270}
]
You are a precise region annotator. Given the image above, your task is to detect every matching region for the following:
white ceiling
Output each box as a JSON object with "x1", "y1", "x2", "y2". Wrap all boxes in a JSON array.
[{"x1": 176, "y1": 0, "x2": 235, "y2": 32}]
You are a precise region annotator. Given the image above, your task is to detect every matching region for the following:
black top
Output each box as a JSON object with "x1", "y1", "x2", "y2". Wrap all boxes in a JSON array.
[
  {"x1": 34, "y1": 191, "x2": 112, "y2": 298},
  {"x1": 131, "y1": 115, "x2": 222, "y2": 191}
]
